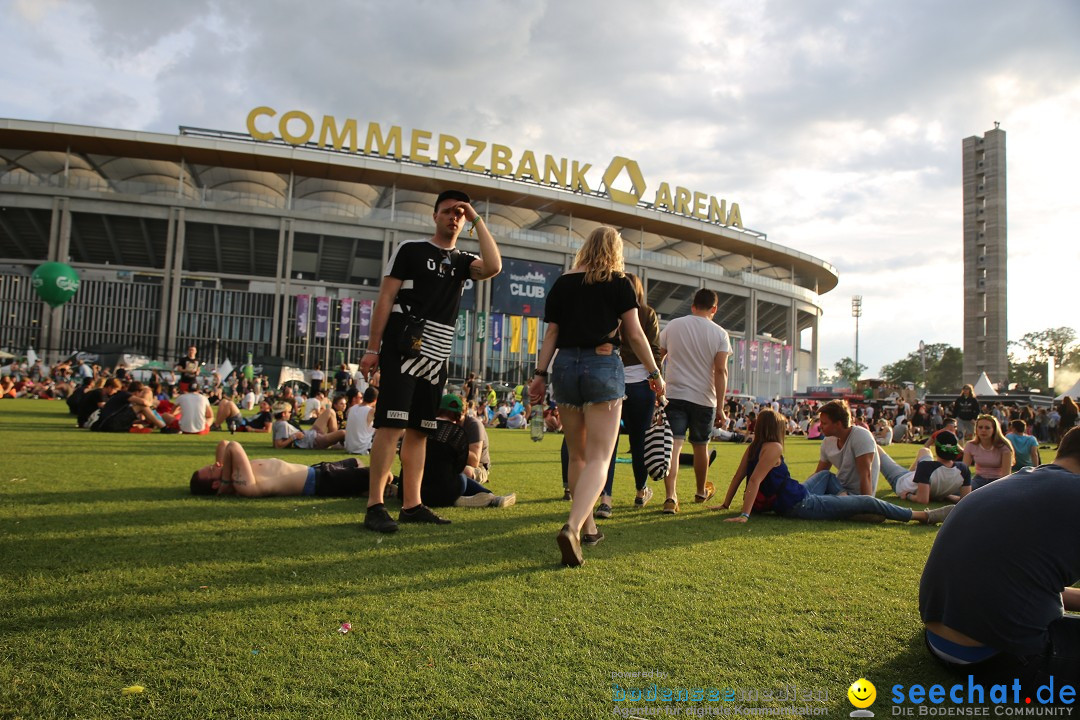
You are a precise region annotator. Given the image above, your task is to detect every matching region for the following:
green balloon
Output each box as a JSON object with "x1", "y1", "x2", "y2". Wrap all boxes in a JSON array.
[{"x1": 31, "y1": 262, "x2": 80, "y2": 308}]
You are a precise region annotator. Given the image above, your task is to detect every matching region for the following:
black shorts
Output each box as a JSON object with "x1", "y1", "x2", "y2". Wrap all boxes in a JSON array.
[
  {"x1": 310, "y1": 459, "x2": 369, "y2": 497},
  {"x1": 373, "y1": 315, "x2": 444, "y2": 433}
]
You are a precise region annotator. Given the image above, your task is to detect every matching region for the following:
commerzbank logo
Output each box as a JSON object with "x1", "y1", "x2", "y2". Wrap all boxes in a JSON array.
[{"x1": 245, "y1": 107, "x2": 744, "y2": 229}]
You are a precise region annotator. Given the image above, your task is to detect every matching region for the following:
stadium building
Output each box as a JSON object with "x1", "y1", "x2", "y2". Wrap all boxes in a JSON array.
[{"x1": 0, "y1": 111, "x2": 837, "y2": 395}]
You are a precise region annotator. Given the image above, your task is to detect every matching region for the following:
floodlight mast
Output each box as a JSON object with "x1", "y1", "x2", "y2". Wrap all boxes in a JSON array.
[{"x1": 851, "y1": 296, "x2": 863, "y2": 385}]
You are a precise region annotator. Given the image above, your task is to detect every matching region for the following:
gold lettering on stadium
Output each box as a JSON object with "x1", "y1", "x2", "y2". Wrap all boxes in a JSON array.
[{"x1": 246, "y1": 106, "x2": 743, "y2": 229}]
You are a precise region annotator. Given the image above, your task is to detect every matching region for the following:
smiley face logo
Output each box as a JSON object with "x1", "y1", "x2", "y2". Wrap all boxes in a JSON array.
[{"x1": 847, "y1": 678, "x2": 876, "y2": 709}]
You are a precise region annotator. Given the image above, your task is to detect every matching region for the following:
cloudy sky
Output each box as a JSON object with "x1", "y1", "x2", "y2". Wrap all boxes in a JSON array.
[{"x1": 2, "y1": 0, "x2": 1078, "y2": 379}]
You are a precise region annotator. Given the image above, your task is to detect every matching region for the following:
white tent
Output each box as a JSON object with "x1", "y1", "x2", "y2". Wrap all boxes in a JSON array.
[
  {"x1": 1056, "y1": 378, "x2": 1080, "y2": 401},
  {"x1": 973, "y1": 372, "x2": 998, "y2": 396}
]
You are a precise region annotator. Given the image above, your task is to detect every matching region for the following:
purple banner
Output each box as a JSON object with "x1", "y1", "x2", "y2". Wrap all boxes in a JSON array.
[
  {"x1": 491, "y1": 314, "x2": 503, "y2": 352},
  {"x1": 295, "y1": 294, "x2": 310, "y2": 337},
  {"x1": 784, "y1": 345, "x2": 794, "y2": 375},
  {"x1": 737, "y1": 340, "x2": 746, "y2": 371},
  {"x1": 773, "y1": 343, "x2": 782, "y2": 374},
  {"x1": 314, "y1": 296, "x2": 330, "y2": 338},
  {"x1": 749, "y1": 341, "x2": 759, "y2": 371},
  {"x1": 339, "y1": 298, "x2": 353, "y2": 339},
  {"x1": 357, "y1": 299, "x2": 373, "y2": 340}
]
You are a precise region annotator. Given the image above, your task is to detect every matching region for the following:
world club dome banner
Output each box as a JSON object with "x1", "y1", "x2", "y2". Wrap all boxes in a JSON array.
[
  {"x1": 357, "y1": 299, "x2": 373, "y2": 340},
  {"x1": 338, "y1": 298, "x2": 353, "y2": 339},
  {"x1": 490, "y1": 258, "x2": 562, "y2": 317},
  {"x1": 295, "y1": 294, "x2": 310, "y2": 337},
  {"x1": 314, "y1": 296, "x2": 330, "y2": 338}
]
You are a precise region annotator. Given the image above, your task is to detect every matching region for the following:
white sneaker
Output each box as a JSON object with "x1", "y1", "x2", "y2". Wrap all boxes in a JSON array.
[
  {"x1": 454, "y1": 492, "x2": 496, "y2": 508},
  {"x1": 491, "y1": 493, "x2": 516, "y2": 508}
]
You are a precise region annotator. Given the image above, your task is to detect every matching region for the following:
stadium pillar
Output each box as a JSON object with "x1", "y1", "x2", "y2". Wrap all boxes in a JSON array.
[
  {"x1": 788, "y1": 300, "x2": 798, "y2": 397},
  {"x1": 271, "y1": 218, "x2": 289, "y2": 354},
  {"x1": 156, "y1": 207, "x2": 178, "y2": 360},
  {"x1": 165, "y1": 209, "x2": 186, "y2": 361},
  {"x1": 41, "y1": 198, "x2": 71, "y2": 362},
  {"x1": 276, "y1": 219, "x2": 295, "y2": 357},
  {"x1": 745, "y1": 289, "x2": 757, "y2": 397}
]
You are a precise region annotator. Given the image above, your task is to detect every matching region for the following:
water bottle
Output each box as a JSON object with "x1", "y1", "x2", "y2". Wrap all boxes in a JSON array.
[{"x1": 530, "y1": 405, "x2": 544, "y2": 442}]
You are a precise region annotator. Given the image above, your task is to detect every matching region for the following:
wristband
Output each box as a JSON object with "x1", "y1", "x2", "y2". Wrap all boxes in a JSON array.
[
  {"x1": 534, "y1": 369, "x2": 548, "y2": 378},
  {"x1": 739, "y1": 512, "x2": 750, "y2": 519},
  {"x1": 647, "y1": 369, "x2": 661, "y2": 380},
  {"x1": 469, "y1": 217, "x2": 481, "y2": 236},
  {"x1": 363, "y1": 349, "x2": 379, "y2": 356}
]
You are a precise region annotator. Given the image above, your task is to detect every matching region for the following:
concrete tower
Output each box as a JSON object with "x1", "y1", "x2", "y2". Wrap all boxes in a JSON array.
[{"x1": 961, "y1": 125, "x2": 1008, "y2": 387}]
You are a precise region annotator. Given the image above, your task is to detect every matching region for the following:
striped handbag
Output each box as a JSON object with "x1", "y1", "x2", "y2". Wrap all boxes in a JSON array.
[{"x1": 643, "y1": 402, "x2": 674, "y2": 481}]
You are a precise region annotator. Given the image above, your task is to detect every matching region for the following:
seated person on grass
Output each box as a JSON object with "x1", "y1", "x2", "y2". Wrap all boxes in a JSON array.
[
  {"x1": 874, "y1": 418, "x2": 893, "y2": 446},
  {"x1": 190, "y1": 440, "x2": 373, "y2": 497},
  {"x1": 271, "y1": 402, "x2": 345, "y2": 450},
  {"x1": 919, "y1": 426, "x2": 1080, "y2": 690},
  {"x1": 174, "y1": 384, "x2": 214, "y2": 434},
  {"x1": 716, "y1": 409, "x2": 953, "y2": 525},
  {"x1": 409, "y1": 394, "x2": 515, "y2": 509},
  {"x1": 211, "y1": 398, "x2": 273, "y2": 433},
  {"x1": 1005, "y1": 419, "x2": 1041, "y2": 472},
  {"x1": 877, "y1": 431, "x2": 972, "y2": 503},
  {"x1": 90, "y1": 381, "x2": 172, "y2": 432},
  {"x1": 805, "y1": 400, "x2": 880, "y2": 496}
]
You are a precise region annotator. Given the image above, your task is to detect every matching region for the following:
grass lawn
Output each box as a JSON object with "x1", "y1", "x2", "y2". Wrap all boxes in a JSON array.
[{"x1": 1, "y1": 399, "x2": 1047, "y2": 719}]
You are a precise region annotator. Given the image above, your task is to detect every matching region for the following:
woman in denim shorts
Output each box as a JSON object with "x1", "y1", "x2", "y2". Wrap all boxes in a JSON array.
[{"x1": 529, "y1": 227, "x2": 666, "y2": 567}]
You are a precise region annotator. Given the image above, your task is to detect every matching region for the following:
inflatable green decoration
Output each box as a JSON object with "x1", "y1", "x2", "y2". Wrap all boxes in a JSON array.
[{"x1": 31, "y1": 262, "x2": 80, "y2": 308}]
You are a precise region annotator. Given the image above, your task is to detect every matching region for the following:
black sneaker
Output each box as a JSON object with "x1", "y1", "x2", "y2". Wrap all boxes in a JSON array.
[
  {"x1": 160, "y1": 426, "x2": 180, "y2": 434},
  {"x1": 364, "y1": 505, "x2": 398, "y2": 533},
  {"x1": 399, "y1": 504, "x2": 451, "y2": 525}
]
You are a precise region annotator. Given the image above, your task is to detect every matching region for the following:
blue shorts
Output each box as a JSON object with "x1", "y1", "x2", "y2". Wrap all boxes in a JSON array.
[
  {"x1": 551, "y1": 348, "x2": 624, "y2": 408},
  {"x1": 666, "y1": 398, "x2": 714, "y2": 445},
  {"x1": 302, "y1": 466, "x2": 317, "y2": 496}
]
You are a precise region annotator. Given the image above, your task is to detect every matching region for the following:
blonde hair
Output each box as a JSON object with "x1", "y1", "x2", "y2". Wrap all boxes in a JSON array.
[{"x1": 574, "y1": 226, "x2": 624, "y2": 285}]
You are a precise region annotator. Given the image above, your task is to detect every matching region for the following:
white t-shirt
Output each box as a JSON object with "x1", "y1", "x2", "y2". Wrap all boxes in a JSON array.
[
  {"x1": 175, "y1": 392, "x2": 211, "y2": 433},
  {"x1": 659, "y1": 315, "x2": 731, "y2": 407},
  {"x1": 303, "y1": 397, "x2": 323, "y2": 421},
  {"x1": 819, "y1": 426, "x2": 880, "y2": 495},
  {"x1": 345, "y1": 404, "x2": 375, "y2": 454}
]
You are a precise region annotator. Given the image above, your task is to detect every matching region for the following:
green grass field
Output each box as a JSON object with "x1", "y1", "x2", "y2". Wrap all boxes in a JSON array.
[{"x1": 1, "y1": 399, "x2": 1038, "y2": 719}]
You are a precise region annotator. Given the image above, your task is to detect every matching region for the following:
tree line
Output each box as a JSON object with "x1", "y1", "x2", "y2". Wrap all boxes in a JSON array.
[{"x1": 821, "y1": 327, "x2": 1079, "y2": 393}]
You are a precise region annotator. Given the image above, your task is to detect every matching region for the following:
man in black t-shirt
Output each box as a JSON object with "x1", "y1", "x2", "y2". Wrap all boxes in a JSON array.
[
  {"x1": 175, "y1": 345, "x2": 201, "y2": 393},
  {"x1": 919, "y1": 426, "x2": 1080, "y2": 689},
  {"x1": 358, "y1": 189, "x2": 502, "y2": 532}
]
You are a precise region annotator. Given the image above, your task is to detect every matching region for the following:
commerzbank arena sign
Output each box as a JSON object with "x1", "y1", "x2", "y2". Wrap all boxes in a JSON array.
[{"x1": 245, "y1": 106, "x2": 744, "y2": 229}]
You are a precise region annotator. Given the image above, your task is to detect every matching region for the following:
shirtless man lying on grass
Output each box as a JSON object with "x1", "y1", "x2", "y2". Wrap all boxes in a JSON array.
[{"x1": 189, "y1": 440, "x2": 375, "y2": 498}]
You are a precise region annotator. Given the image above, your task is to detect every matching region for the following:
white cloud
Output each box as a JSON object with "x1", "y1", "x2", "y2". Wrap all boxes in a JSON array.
[{"x1": 1, "y1": 0, "x2": 1077, "y2": 380}]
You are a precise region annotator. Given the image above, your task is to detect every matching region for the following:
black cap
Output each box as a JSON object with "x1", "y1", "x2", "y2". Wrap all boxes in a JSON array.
[{"x1": 435, "y1": 189, "x2": 470, "y2": 210}]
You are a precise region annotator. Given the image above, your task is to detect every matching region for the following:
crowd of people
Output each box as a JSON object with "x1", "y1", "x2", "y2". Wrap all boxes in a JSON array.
[{"x1": 7, "y1": 188, "x2": 1080, "y2": 692}]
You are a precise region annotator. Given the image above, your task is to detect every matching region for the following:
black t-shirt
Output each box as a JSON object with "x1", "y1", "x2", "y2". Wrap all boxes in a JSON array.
[
  {"x1": 334, "y1": 370, "x2": 350, "y2": 392},
  {"x1": 177, "y1": 356, "x2": 200, "y2": 383},
  {"x1": 246, "y1": 410, "x2": 273, "y2": 430},
  {"x1": 544, "y1": 273, "x2": 637, "y2": 348},
  {"x1": 953, "y1": 395, "x2": 980, "y2": 421},
  {"x1": 386, "y1": 239, "x2": 476, "y2": 326},
  {"x1": 919, "y1": 464, "x2": 1080, "y2": 656},
  {"x1": 77, "y1": 388, "x2": 105, "y2": 426},
  {"x1": 419, "y1": 419, "x2": 469, "y2": 507}
]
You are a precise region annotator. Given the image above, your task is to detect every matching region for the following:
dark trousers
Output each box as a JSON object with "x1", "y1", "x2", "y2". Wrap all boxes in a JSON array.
[{"x1": 927, "y1": 616, "x2": 1080, "y2": 700}]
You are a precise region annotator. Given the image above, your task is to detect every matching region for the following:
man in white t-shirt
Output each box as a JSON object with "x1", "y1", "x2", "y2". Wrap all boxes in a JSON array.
[
  {"x1": 345, "y1": 386, "x2": 377, "y2": 455},
  {"x1": 301, "y1": 391, "x2": 325, "y2": 424},
  {"x1": 657, "y1": 288, "x2": 731, "y2": 513},
  {"x1": 805, "y1": 400, "x2": 880, "y2": 496},
  {"x1": 174, "y1": 385, "x2": 213, "y2": 435}
]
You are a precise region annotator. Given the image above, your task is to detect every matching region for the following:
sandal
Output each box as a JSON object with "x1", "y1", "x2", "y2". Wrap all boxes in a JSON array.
[{"x1": 694, "y1": 481, "x2": 716, "y2": 503}]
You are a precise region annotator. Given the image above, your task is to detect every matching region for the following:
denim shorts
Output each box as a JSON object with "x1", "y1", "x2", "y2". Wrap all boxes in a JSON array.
[
  {"x1": 666, "y1": 398, "x2": 714, "y2": 444},
  {"x1": 551, "y1": 348, "x2": 625, "y2": 408}
]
